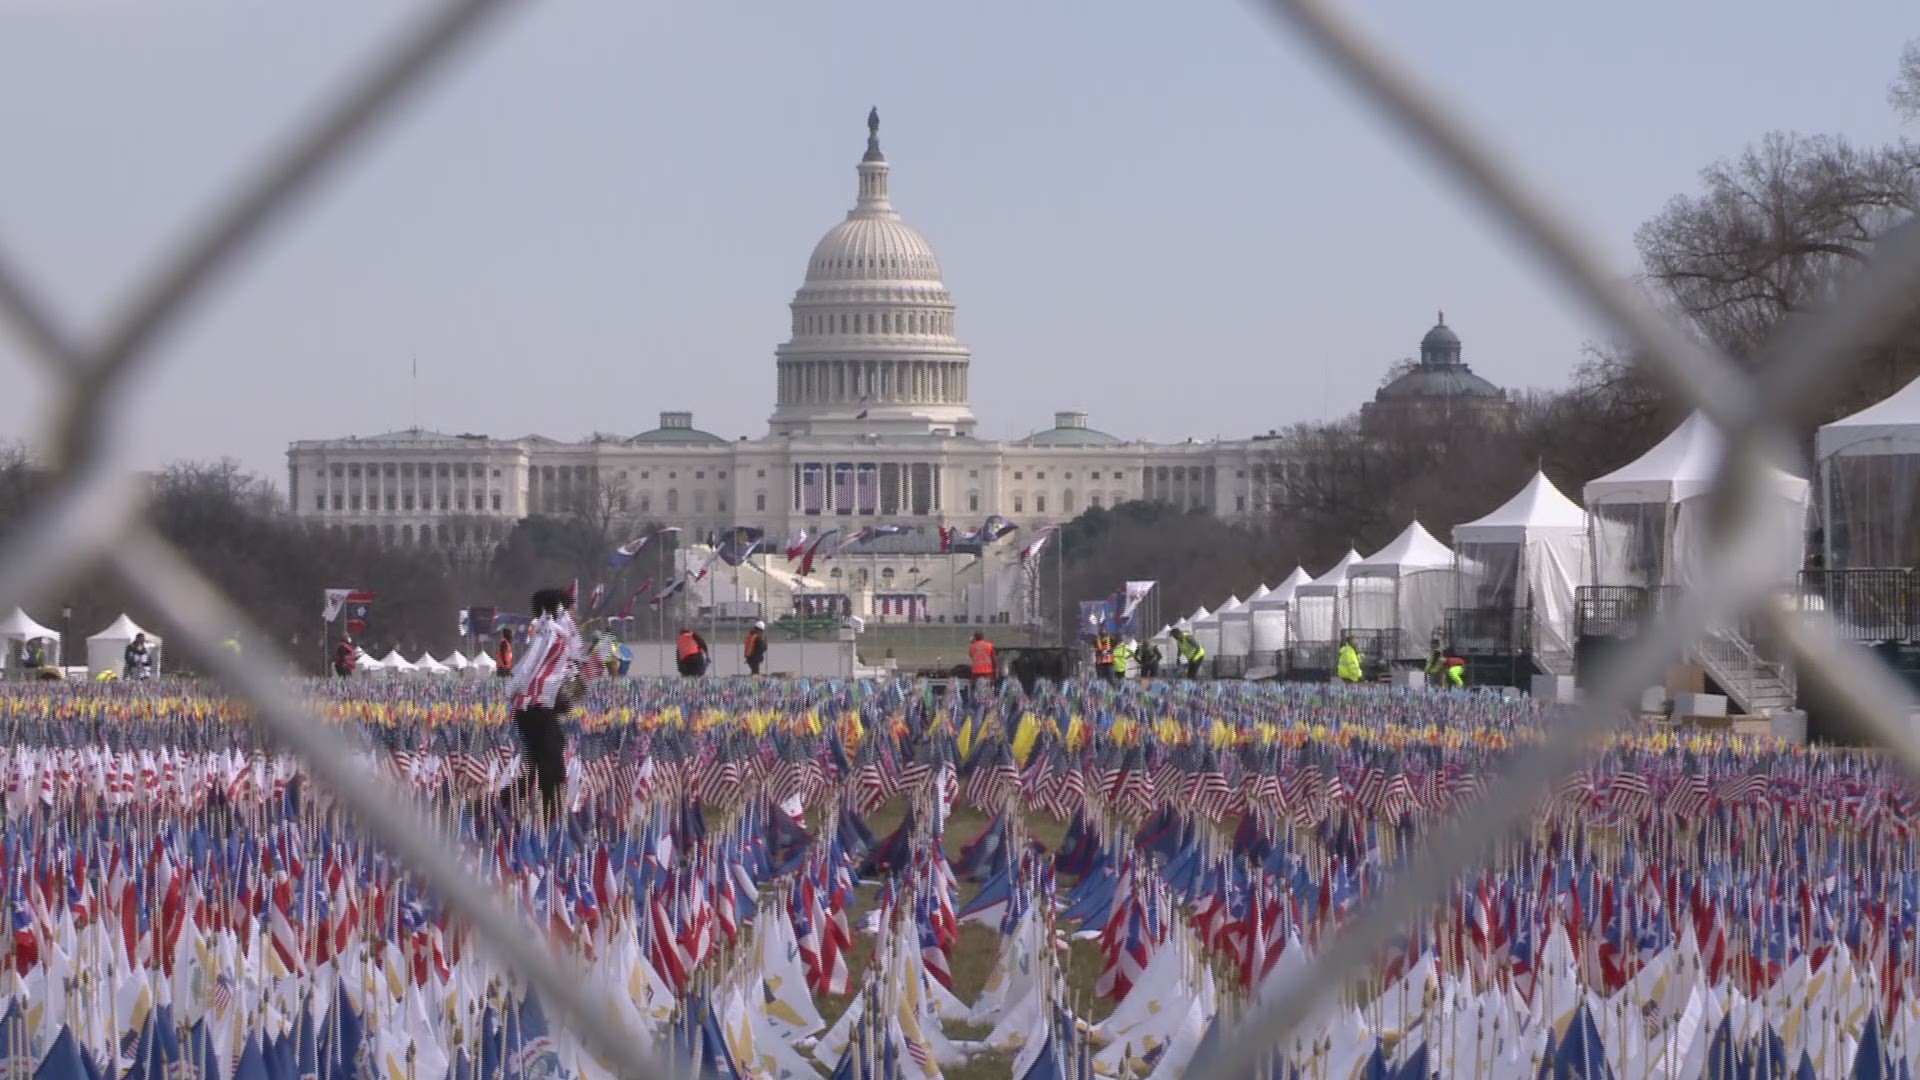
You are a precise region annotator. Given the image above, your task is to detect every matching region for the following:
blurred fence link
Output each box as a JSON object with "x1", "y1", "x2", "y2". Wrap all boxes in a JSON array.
[{"x1": 0, "y1": 0, "x2": 1915, "y2": 1076}]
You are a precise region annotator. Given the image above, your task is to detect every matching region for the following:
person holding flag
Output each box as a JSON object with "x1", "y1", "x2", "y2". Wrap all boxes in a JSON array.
[{"x1": 504, "y1": 587, "x2": 583, "y2": 820}]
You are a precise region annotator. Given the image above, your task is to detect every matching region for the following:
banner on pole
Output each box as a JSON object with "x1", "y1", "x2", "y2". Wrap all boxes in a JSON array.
[{"x1": 322, "y1": 588, "x2": 353, "y2": 624}]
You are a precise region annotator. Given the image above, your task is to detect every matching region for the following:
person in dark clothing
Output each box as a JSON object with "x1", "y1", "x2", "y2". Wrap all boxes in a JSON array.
[
  {"x1": 676, "y1": 627, "x2": 710, "y2": 677},
  {"x1": 1137, "y1": 638, "x2": 1162, "y2": 680},
  {"x1": 744, "y1": 620, "x2": 768, "y2": 676},
  {"x1": 123, "y1": 634, "x2": 154, "y2": 679},
  {"x1": 505, "y1": 588, "x2": 579, "y2": 822}
]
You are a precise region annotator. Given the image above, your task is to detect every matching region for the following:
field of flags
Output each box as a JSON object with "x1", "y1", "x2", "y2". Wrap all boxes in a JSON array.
[{"x1": 1, "y1": 676, "x2": 1918, "y2": 1078}]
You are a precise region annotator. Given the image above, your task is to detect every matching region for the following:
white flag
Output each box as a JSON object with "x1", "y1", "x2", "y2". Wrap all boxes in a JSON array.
[
  {"x1": 322, "y1": 589, "x2": 353, "y2": 624},
  {"x1": 457, "y1": 609, "x2": 471, "y2": 639}
]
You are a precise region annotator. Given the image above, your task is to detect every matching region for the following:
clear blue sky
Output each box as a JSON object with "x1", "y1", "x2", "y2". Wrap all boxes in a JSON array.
[{"x1": 0, "y1": 0, "x2": 1911, "y2": 483}]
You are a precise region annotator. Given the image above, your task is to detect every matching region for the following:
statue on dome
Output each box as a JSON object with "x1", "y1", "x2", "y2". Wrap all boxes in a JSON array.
[{"x1": 867, "y1": 107, "x2": 879, "y2": 138}]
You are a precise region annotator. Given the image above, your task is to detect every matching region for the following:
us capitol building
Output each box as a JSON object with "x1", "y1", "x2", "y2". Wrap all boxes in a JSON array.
[{"x1": 288, "y1": 111, "x2": 1498, "y2": 622}]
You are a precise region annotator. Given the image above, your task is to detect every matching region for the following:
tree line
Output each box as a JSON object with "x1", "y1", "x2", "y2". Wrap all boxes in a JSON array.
[{"x1": 1053, "y1": 42, "x2": 1920, "y2": 625}]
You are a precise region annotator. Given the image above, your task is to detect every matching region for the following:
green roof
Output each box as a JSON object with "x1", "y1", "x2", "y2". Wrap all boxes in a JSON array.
[{"x1": 1015, "y1": 424, "x2": 1124, "y2": 447}]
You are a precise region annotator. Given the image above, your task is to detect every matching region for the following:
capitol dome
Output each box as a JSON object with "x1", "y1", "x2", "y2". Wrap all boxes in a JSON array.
[{"x1": 769, "y1": 109, "x2": 974, "y2": 438}]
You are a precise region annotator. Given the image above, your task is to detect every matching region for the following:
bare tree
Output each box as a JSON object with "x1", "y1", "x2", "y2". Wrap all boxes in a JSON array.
[
  {"x1": 1634, "y1": 132, "x2": 1920, "y2": 423},
  {"x1": 1894, "y1": 38, "x2": 1920, "y2": 125}
]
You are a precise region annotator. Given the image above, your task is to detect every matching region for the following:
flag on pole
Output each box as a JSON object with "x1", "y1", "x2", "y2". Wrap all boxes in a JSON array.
[
  {"x1": 588, "y1": 582, "x2": 608, "y2": 612},
  {"x1": 457, "y1": 609, "x2": 471, "y2": 639},
  {"x1": 343, "y1": 592, "x2": 376, "y2": 637},
  {"x1": 322, "y1": 589, "x2": 354, "y2": 624}
]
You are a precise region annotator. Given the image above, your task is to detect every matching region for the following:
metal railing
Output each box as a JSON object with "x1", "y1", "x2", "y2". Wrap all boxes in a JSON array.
[{"x1": 0, "y1": 1, "x2": 1915, "y2": 1078}]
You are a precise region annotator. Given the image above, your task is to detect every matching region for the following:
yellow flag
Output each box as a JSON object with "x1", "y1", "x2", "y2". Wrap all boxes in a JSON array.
[{"x1": 1013, "y1": 714, "x2": 1040, "y2": 766}]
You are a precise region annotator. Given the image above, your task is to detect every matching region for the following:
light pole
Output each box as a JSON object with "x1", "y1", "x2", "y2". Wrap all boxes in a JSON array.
[{"x1": 61, "y1": 605, "x2": 72, "y2": 669}]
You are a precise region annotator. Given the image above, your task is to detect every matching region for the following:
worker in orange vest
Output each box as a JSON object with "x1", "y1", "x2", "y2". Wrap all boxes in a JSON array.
[
  {"x1": 495, "y1": 628, "x2": 513, "y2": 678},
  {"x1": 676, "y1": 627, "x2": 710, "y2": 677},
  {"x1": 744, "y1": 620, "x2": 769, "y2": 676},
  {"x1": 968, "y1": 632, "x2": 996, "y2": 682}
]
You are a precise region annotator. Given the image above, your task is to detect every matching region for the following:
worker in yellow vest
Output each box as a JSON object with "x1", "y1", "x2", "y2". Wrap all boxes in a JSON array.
[
  {"x1": 1336, "y1": 635, "x2": 1364, "y2": 684},
  {"x1": 1175, "y1": 630, "x2": 1205, "y2": 680}
]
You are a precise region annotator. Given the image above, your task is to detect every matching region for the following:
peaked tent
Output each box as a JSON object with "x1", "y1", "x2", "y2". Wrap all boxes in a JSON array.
[
  {"x1": 379, "y1": 649, "x2": 416, "y2": 673},
  {"x1": 1291, "y1": 551, "x2": 1362, "y2": 673},
  {"x1": 1218, "y1": 586, "x2": 1266, "y2": 664},
  {"x1": 1348, "y1": 522, "x2": 1457, "y2": 662},
  {"x1": 1248, "y1": 567, "x2": 1313, "y2": 664},
  {"x1": 444, "y1": 651, "x2": 471, "y2": 672},
  {"x1": 0, "y1": 608, "x2": 60, "y2": 670},
  {"x1": 1583, "y1": 411, "x2": 1809, "y2": 588},
  {"x1": 414, "y1": 654, "x2": 451, "y2": 675},
  {"x1": 471, "y1": 650, "x2": 498, "y2": 674},
  {"x1": 87, "y1": 615, "x2": 162, "y2": 678},
  {"x1": 1815, "y1": 374, "x2": 1920, "y2": 569},
  {"x1": 1453, "y1": 471, "x2": 1588, "y2": 668},
  {"x1": 1190, "y1": 600, "x2": 1233, "y2": 665}
]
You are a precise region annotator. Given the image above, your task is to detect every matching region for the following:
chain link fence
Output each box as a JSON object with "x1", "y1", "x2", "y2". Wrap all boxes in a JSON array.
[{"x1": 2, "y1": 0, "x2": 1920, "y2": 1076}]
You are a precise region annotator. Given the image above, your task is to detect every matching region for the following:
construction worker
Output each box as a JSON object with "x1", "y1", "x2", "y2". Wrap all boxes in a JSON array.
[
  {"x1": 968, "y1": 631, "x2": 996, "y2": 682},
  {"x1": 1425, "y1": 637, "x2": 1446, "y2": 687},
  {"x1": 1111, "y1": 637, "x2": 1134, "y2": 680},
  {"x1": 676, "y1": 626, "x2": 710, "y2": 677},
  {"x1": 495, "y1": 628, "x2": 514, "y2": 678},
  {"x1": 1445, "y1": 652, "x2": 1467, "y2": 689},
  {"x1": 1093, "y1": 631, "x2": 1115, "y2": 682},
  {"x1": 744, "y1": 620, "x2": 769, "y2": 676},
  {"x1": 1336, "y1": 635, "x2": 1364, "y2": 684},
  {"x1": 1137, "y1": 637, "x2": 1163, "y2": 680},
  {"x1": 1175, "y1": 629, "x2": 1205, "y2": 680}
]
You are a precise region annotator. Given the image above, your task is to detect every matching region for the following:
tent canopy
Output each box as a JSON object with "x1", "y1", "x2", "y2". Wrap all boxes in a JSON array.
[
  {"x1": 1249, "y1": 568, "x2": 1313, "y2": 610},
  {"x1": 1352, "y1": 521, "x2": 1454, "y2": 578},
  {"x1": 1816, "y1": 373, "x2": 1920, "y2": 460},
  {"x1": 1454, "y1": 471, "x2": 1586, "y2": 545},
  {"x1": 0, "y1": 608, "x2": 58, "y2": 644},
  {"x1": 1196, "y1": 596, "x2": 1241, "y2": 625},
  {"x1": 471, "y1": 650, "x2": 497, "y2": 671},
  {"x1": 379, "y1": 649, "x2": 415, "y2": 672},
  {"x1": 1298, "y1": 550, "x2": 1362, "y2": 597},
  {"x1": 87, "y1": 614, "x2": 156, "y2": 644},
  {"x1": 1584, "y1": 411, "x2": 1809, "y2": 506}
]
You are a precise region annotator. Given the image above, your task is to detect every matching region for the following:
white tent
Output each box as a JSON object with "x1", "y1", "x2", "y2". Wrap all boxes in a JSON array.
[
  {"x1": 1815, "y1": 374, "x2": 1920, "y2": 569},
  {"x1": 0, "y1": 608, "x2": 60, "y2": 670},
  {"x1": 355, "y1": 649, "x2": 384, "y2": 672},
  {"x1": 1248, "y1": 567, "x2": 1312, "y2": 666},
  {"x1": 1583, "y1": 411, "x2": 1809, "y2": 588},
  {"x1": 1348, "y1": 522, "x2": 1457, "y2": 662},
  {"x1": 1190, "y1": 600, "x2": 1232, "y2": 665},
  {"x1": 1291, "y1": 550, "x2": 1362, "y2": 665},
  {"x1": 87, "y1": 615, "x2": 161, "y2": 678},
  {"x1": 444, "y1": 651, "x2": 472, "y2": 673},
  {"x1": 380, "y1": 649, "x2": 416, "y2": 673},
  {"x1": 1175, "y1": 605, "x2": 1209, "y2": 635},
  {"x1": 471, "y1": 650, "x2": 498, "y2": 674},
  {"x1": 1218, "y1": 586, "x2": 1265, "y2": 663},
  {"x1": 1453, "y1": 471, "x2": 1589, "y2": 669},
  {"x1": 415, "y1": 654, "x2": 451, "y2": 675}
]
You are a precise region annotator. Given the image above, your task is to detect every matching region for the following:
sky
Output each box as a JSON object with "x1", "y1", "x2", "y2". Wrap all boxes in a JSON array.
[{"x1": 0, "y1": 0, "x2": 1912, "y2": 485}]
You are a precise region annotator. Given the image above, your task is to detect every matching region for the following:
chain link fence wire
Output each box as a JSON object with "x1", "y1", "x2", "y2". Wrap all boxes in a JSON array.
[{"x1": 0, "y1": 1, "x2": 1917, "y2": 1077}]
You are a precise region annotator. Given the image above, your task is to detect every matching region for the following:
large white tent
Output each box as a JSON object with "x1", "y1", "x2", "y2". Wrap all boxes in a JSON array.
[
  {"x1": 1584, "y1": 412, "x2": 1809, "y2": 588},
  {"x1": 1218, "y1": 586, "x2": 1265, "y2": 664},
  {"x1": 1815, "y1": 374, "x2": 1920, "y2": 569},
  {"x1": 379, "y1": 649, "x2": 416, "y2": 673},
  {"x1": 1291, "y1": 550, "x2": 1362, "y2": 667},
  {"x1": 0, "y1": 608, "x2": 60, "y2": 671},
  {"x1": 1248, "y1": 567, "x2": 1312, "y2": 666},
  {"x1": 1453, "y1": 471, "x2": 1588, "y2": 670},
  {"x1": 87, "y1": 615, "x2": 161, "y2": 678},
  {"x1": 1190, "y1": 599, "x2": 1233, "y2": 665},
  {"x1": 1347, "y1": 522, "x2": 1456, "y2": 662},
  {"x1": 471, "y1": 650, "x2": 498, "y2": 675}
]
